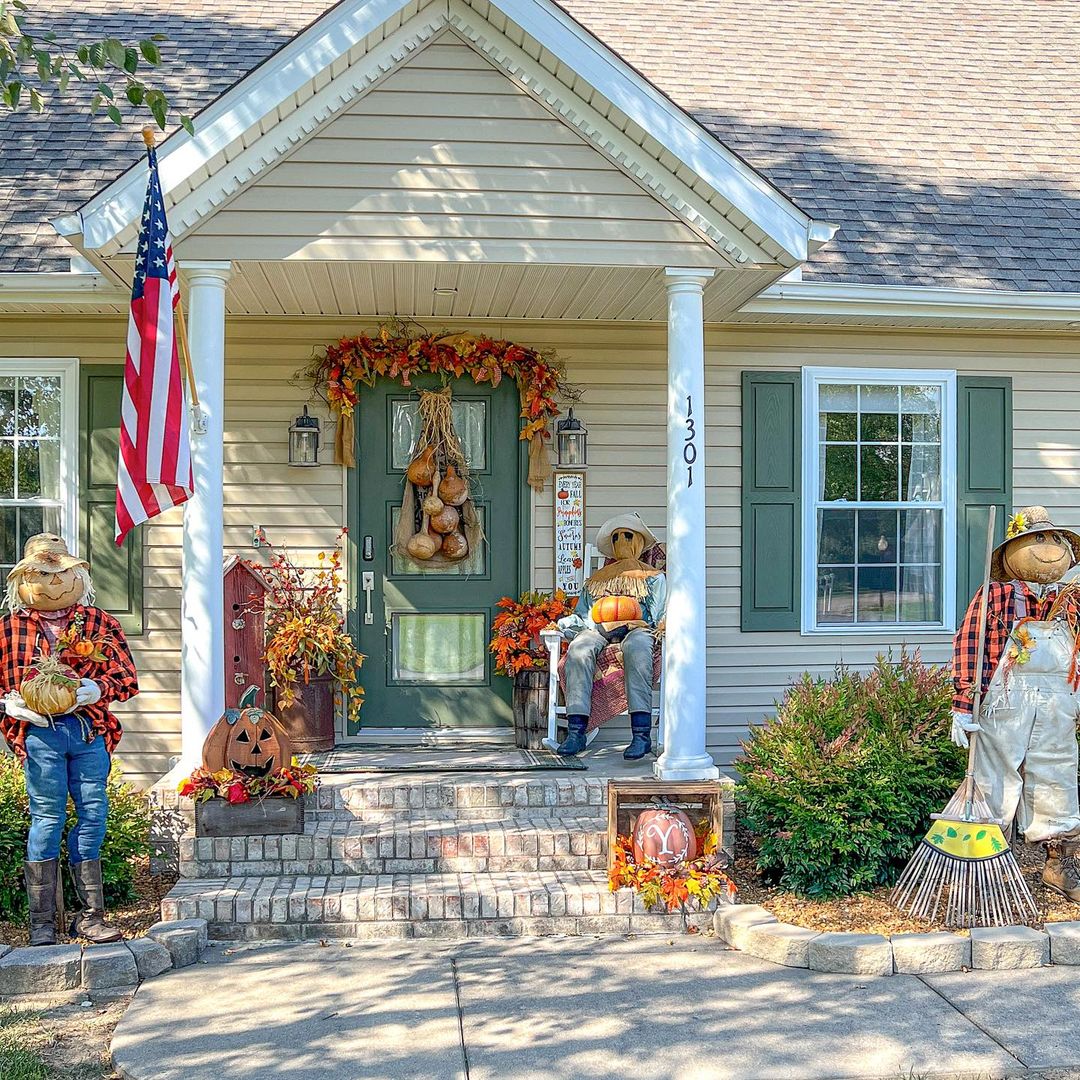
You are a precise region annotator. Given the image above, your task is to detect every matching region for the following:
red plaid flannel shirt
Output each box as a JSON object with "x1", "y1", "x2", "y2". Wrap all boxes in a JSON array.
[
  {"x1": 952, "y1": 581, "x2": 1080, "y2": 713},
  {"x1": 0, "y1": 606, "x2": 138, "y2": 759}
]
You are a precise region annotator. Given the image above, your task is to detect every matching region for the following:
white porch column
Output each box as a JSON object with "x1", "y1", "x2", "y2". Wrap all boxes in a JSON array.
[
  {"x1": 179, "y1": 261, "x2": 231, "y2": 769},
  {"x1": 655, "y1": 267, "x2": 720, "y2": 782}
]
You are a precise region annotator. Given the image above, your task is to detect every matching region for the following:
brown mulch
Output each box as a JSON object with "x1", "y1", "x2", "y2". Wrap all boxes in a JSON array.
[
  {"x1": 731, "y1": 814, "x2": 1080, "y2": 936},
  {"x1": 0, "y1": 859, "x2": 176, "y2": 948}
]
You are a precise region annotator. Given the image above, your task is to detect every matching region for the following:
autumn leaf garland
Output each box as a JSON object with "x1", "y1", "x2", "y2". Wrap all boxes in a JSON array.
[{"x1": 300, "y1": 324, "x2": 574, "y2": 444}]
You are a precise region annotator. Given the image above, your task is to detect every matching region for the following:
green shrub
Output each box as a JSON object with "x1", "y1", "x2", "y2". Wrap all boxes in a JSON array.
[
  {"x1": 736, "y1": 651, "x2": 965, "y2": 898},
  {"x1": 0, "y1": 757, "x2": 151, "y2": 921}
]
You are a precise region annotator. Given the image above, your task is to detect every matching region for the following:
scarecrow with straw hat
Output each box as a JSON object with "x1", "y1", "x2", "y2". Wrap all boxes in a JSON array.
[
  {"x1": 0, "y1": 534, "x2": 139, "y2": 945},
  {"x1": 952, "y1": 505, "x2": 1080, "y2": 902},
  {"x1": 552, "y1": 512, "x2": 665, "y2": 760}
]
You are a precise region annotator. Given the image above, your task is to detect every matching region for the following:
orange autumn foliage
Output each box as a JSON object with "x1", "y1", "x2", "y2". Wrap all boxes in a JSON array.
[
  {"x1": 490, "y1": 590, "x2": 570, "y2": 678},
  {"x1": 608, "y1": 817, "x2": 736, "y2": 920}
]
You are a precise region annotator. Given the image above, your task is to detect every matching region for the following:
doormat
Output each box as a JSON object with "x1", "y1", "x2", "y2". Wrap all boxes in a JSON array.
[{"x1": 300, "y1": 746, "x2": 587, "y2": 773}]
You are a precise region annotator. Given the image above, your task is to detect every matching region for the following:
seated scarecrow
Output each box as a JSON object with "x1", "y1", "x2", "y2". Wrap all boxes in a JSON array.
[
  {"x1": 553, "y1": 513, "x2": 665, "y2": 760},
  {"x1": 0, "y1": 535, "x2": 139, "y2": 945}
]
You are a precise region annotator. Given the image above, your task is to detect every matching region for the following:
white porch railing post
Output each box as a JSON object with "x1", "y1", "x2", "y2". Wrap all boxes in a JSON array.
[
  {"x1": 180, "y1": 261, "x2": 231, "y2": 769},
  {"x1": 655, "y1": 267, "x2": 720, "y2": 782}
]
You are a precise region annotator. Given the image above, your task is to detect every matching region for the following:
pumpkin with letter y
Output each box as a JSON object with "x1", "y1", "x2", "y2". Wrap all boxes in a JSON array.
[{"x1": 202, "y1": 685, "x2": 294, "y2": 778}]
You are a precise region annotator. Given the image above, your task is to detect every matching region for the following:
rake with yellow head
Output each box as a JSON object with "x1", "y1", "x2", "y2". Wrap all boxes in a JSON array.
[{"x1": 891, "y1": 506, "x2": 1038, "y2": 927}]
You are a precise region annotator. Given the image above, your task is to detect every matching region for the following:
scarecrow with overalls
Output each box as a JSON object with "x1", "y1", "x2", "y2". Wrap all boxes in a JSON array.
[
  {"x1": 554, "y1": 512, "x2": 665, "y2": 760},
  {"x1": 952, "y1": 506, "x2": 1080, "y2": 902},
  {"x1": 0, "y1": 535, "x2": 139, "y2": 945}
]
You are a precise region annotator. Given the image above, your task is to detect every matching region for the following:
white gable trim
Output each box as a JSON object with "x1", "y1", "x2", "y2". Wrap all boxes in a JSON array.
[{"x1": 55, "y1": 0, "x2": 827, "y2": 269}]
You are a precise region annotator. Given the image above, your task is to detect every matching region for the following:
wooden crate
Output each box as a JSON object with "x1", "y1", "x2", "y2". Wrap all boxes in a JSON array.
[{"x1": 606, "y1": 779, "x2": 726, "y2": 871}]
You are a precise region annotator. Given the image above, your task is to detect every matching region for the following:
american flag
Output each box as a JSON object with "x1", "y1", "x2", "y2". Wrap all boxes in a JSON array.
[{"x1": 115, "y1": 145, "x2": 193, "y2": 545}]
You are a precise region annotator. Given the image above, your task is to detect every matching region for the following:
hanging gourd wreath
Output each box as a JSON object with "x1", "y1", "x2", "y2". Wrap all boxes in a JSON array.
[{"x1": 297, "y1": 322, "x2": 577, "y2": 492}]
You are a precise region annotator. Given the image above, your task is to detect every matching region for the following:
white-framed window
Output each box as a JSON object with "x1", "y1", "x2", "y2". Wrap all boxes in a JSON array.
[
  {"x1": 801, "y1": 367, "x2": 956, "y2": 634},
  {"x1": 0, "y1": 359, "x2": 79, "y2": 580}
]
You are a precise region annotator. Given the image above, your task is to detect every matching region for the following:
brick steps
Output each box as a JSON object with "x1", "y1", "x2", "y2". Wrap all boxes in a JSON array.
[
  {"x1": 179, "y1": 815, "x2": 609, "y2": 878},
  {"x1": 310, "y1": 775, "x2": 609, "y2": 818},
  {"x1": 161, "y1": 870, "x2": 708, "y2": 941}
]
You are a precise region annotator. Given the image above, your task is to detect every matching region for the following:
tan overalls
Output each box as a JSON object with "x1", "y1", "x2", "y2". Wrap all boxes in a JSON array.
[{"x1": 976, "y1": 587, "x2": 1080, "y2": 843}]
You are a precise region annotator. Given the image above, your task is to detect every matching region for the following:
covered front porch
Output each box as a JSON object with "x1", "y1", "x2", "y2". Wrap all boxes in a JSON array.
[{"x1": 54, "y1": 0, "x2": 833, "y2": 784}]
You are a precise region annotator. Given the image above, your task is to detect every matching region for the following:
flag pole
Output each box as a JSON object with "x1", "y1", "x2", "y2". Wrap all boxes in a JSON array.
[{"x1": 141, "y1": 126, "x2": 205, "y2": 434}]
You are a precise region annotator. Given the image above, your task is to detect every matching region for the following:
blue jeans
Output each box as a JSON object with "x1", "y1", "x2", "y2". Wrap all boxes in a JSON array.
[{"x1": 23, "y1": 716, "x2": 110, "y2": 864}]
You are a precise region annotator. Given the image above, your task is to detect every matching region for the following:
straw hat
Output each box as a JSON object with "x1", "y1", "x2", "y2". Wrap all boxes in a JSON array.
[
  {"x1": 7, "y1": 534, "x2": 88, "y2": 582},
  {"x1": 990, "y1": 506, "x2": 1080, "y2": 582},
  {"x1": 595, "y1": 513, "x2": 658, "y2": 559}
]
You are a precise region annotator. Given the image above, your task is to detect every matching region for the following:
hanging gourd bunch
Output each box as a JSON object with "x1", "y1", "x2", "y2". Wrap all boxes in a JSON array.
[{"x1": 404, "y1": 388, "x2": 475, "y2": 564}]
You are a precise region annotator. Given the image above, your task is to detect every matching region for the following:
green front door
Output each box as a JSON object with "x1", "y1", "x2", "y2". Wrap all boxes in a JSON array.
[{"x1": 347, "y1": 375, "x2": 524, "y2": 733}]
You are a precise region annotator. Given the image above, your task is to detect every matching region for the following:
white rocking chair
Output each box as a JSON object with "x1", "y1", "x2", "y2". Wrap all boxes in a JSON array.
[{"x1": 540, "y1": 543, "x2": 666, "y2": 753}]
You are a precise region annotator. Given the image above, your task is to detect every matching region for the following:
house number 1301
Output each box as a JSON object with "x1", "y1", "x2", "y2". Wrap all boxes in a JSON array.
[{"x1": 684, "y1": 394, "x2": 698, "y2": 487}]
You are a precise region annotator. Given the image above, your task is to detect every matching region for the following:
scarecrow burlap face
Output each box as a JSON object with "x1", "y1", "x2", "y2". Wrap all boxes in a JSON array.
[
  {"x1": 7, "y1": 534, "x2": 89, "y2": 612},
  {"x1": 993, "y1": 506, "x2": 1080, "y2": 586}
]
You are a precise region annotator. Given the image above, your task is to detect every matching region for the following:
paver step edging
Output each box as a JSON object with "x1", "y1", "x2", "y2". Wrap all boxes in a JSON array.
[
  {"x1": 714, "y1": 903, "x2": 1073, "y2": 976},
  {"x1": 0, "y1": 919, "x2": 209, "y2": 996}
]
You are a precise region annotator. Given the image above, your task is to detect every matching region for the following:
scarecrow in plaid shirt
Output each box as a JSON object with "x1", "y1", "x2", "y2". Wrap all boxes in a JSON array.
[
  {"x1": 0, "y1": 535, "x2": 138, "y2": 946},
  {"x1": 953, "y1": 506, "x2": 1080, "y2": 902}
]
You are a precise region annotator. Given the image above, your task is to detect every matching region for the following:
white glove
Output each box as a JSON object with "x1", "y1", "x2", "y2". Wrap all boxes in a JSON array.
[
  {"x1": 3, "y1": 691, "x2": 48, "y2": 727},
  {"x1": 951, "y1": 710, "x2": 982, "y2": 749},
  {"x1": 75, "y1": 679, "x2": 102, "y2": 707}
]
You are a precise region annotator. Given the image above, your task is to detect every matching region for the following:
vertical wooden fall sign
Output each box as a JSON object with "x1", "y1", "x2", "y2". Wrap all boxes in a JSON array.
[{"x1": 553, "y1": 470, "x2": 586, "y2": 597}]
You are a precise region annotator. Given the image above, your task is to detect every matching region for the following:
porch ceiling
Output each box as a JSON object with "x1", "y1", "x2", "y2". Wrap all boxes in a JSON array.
[{"x1": 221, "y1": 260, "x2": 782, "y2": 321}]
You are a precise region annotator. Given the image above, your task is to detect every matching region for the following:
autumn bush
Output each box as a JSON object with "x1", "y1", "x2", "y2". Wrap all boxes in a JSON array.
[
  {"x1": 736, "y1": 651, "x2": 964, "y2": 898},
  {"x1": 0, "y1": 756, "x2": 150, "y2": 920}
]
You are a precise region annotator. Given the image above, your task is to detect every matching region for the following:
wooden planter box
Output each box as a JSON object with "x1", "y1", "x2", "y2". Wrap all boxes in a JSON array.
[
  {"x1": 606, "y1": 779, "x2": 726, "y2": 871},
  {"x1": 512, "y1": 668, "x2": 549, "y2": 749},
  {"x1": 195, "y1": 796, "x2": 305, "y2": 837}
]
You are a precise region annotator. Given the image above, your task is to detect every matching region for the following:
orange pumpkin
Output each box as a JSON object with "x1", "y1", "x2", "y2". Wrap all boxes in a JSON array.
[
  {"x1": 202, "y1": 685, "x2": 293, "y2": 778},
  {"x1": 590, "y1": 595, "x2": 642, "y2": 624},
  {"x1": 632, "y1": 807, "x2": 698, "y2": 869}
]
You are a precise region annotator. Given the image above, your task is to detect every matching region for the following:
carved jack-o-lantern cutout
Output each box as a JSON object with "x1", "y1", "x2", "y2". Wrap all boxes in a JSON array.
[{"x1": 202, "y1": 685, "x2": 293, "y2": 778}]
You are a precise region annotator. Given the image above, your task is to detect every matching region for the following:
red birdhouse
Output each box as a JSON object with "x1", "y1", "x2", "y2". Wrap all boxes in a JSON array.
[{"x1": 223, "y1": 556, "x2": 271, "y2": 710}]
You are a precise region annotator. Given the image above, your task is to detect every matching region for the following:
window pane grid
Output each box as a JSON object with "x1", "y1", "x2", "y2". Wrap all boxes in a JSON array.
[{"x1": 814, "y1": 378, "x2": 946, "y2": 628}]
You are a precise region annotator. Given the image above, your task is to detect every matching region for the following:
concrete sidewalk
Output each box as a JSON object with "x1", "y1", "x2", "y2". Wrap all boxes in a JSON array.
[{"x1": 111, "y1": 934, "x2": 1080, "y2": 1080}]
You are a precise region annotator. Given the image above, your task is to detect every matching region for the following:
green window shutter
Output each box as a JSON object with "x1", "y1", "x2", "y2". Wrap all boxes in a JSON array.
[
  {"x1": 741, "y1": 371, "x2": 801, "y2": 631},
  {"x1": 80, "y1": 366, "x2": 144, "y2": 635},
  {"x1": 956, "y1": 376, "x2": 1012, "y2": 624}
]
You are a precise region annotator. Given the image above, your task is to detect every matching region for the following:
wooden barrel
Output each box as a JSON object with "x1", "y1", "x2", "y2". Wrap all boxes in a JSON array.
[
  {"x1": 512, "y1": 669, "x2": 549, "y2": 749},
  {"x1": 273, "y1": 673, "x2": 337, "y2": 754}
]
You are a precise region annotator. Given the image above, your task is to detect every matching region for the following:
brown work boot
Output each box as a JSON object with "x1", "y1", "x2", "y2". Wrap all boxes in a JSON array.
[
  {"x1": 68, "y1": 860, "x2": 122, "y2": 943},
  {"x1": 24, "y1": 860, "x2": 59, "y2": 946},
  {"x1": 1042, "y1": 840, "x2": 1080, "y2": 902}
]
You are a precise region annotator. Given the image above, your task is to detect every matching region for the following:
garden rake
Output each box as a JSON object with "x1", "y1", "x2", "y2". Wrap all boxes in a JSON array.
[{"x1": 891, "y1": 506, "x2": 1038, "y2": 927}]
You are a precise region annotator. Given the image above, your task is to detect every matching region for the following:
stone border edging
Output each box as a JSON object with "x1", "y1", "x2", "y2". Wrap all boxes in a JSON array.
[
  {"x1": 0, "y1": 919, "x2": 209, "y2": 995},
  {"x1": 715, "y1": 904, "x2": 1080, "y2": 975}
]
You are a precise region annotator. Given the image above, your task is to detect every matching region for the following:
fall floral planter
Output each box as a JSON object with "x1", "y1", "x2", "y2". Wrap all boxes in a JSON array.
[{"x1": 195, "y1": 796, "x2": 305, "y2": 838}]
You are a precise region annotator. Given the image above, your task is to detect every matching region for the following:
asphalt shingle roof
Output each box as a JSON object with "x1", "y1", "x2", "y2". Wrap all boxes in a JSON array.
[{"x1": 3, "y1": 0, "x2": 1079, "y2": 291}]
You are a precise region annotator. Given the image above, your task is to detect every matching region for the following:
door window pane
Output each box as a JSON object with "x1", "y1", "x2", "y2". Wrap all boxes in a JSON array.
[
  {"x1": 391, "y1": 505, "x2": 486, "y2": 576},
  {"x1": 391, "y1": 399, "x2": 487, "y2": 471},
  {"x1": 391, "y1": 613, "x2": 486, "y2": 684},
  {"x1": 813, "y1": 375, "x2": 947, "y2": 628}
]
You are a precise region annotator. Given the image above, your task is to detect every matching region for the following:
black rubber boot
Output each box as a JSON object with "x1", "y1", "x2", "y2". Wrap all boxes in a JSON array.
[
  {"x1": 557, "y1": 715, "x2": 589, "y2": 756},
  {"x1": 69, "y1": 859, "x2": 123, "y2": 943},
  {"x1": 25, "y1": 859, "x2": 59, "y2": 947},
  {"x1": 623, "y1": 712, "x2": 653, "y2": 760}
]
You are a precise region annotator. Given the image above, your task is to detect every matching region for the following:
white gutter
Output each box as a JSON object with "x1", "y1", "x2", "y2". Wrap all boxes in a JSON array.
[
  {"x1": 0, "y1": 272, "x2": 127, "y2": 305},
  {"x1": 743, "y1": 280, "x2": 1080, "y2": 324}
]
